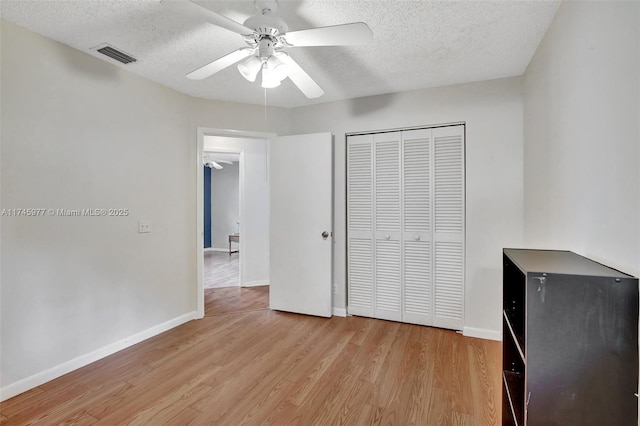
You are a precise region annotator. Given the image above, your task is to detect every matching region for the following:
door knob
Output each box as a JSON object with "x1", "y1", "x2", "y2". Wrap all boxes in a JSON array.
[
  {"x1": 385, "y1": 234, "x2": 390, "y2": 240},
  {"x1": 322, "y1": 231, "x2": 329, "y2": 239},
  {"x1": 414, "y1": 235, "x2": 420, "y2": 241}
]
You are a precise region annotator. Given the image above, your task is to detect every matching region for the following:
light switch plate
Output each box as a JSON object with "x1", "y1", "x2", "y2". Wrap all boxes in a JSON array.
[{"x1": 138, "y1": 220, "x2": 151, "y2": 233}]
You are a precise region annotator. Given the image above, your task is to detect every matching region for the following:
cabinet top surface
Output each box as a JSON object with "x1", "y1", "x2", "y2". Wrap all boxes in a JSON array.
[{"x1": 503, "y1": 248, "x2": 634, "y2": 278}]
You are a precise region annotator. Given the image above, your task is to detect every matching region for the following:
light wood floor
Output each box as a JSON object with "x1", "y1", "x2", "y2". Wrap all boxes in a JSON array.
[
  {"x1": 204, "y1": 251, "x2": 239, "y2": 289},
  {"x1": 1, "y1": 288, "x2": 502, "y2": 426},
  {"x1": 205, "y1": 285, "x2": 269, "y2": 317}
]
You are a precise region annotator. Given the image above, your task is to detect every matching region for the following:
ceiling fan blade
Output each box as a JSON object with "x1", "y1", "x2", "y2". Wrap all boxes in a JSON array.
[
  {"x1": 187, "y1": 48, "x2": 254, "y2": 80},
  {"x1": 276, "y1": 53, "x2": 324, "y2": 99},
  {"x1": 285, "y1": 22, "x2": 372, "y2": 47},
  {"x1": 161, "y1": 0, "x2": 254, "y2": 35}
]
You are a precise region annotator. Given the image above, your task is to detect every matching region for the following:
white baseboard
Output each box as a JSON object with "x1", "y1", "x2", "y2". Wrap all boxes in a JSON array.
[
  {"x1": 332, "y1": 307, "x2": 347, "y2": 317},
  {"x1": 0, "y1": 311, "x2": 198, "y2": 402},
  {"x1": 205, "y1": 247, "x2": 229, "y2": 253},
  {"x1": 243, "y1": 280, "x2": 269, "y2": 287},
  {"x1": 463, "y1": 326, "x2": 502, "y2": 341}
]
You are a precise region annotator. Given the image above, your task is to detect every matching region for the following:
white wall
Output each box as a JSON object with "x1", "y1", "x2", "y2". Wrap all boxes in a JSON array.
[
  {"x1": 0, "y1": 19, "x2": 288, "y2": 399},
  {"x1": 204, "y1": 137, "x2": 269, "y2": 287},
  {"x1": 1, "y1": 19, "x2": 190, "y2": 394},
  {"x1": 288, "y1": 77, "x2": 525, "y2": 337},
  {"x1": 523, "y1": 1, "x2": 640, "y2": 277},
  {"x1": 210, "y1": 162, "x2": 240, "y2": 250}
]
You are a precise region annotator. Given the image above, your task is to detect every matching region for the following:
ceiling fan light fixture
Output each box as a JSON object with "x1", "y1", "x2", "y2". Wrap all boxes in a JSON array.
[
  {"x1": 267, "y1": 55, "x2": 288, "y2": 81},
  {"x1": 261, "y1": 56, "x2": 289, "y2": 88},
  {"x1": 261, "y1": 61, "x2": 285, "y2": 88},
  {"x1": 261, "y1": 68, "x2": 282, "y2": 88},
  {"x1": 237, "y1": 55, "x2": 262, "y2": 82}
]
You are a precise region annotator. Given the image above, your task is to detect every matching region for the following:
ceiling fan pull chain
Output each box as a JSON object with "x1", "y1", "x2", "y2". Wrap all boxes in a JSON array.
[{"x1": 264, "y1": 87, "x2": 268, "y2": 132}]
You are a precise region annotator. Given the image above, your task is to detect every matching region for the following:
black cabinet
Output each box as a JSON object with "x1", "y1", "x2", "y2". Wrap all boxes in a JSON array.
[{"x1": 502, "y1": 248, "x2": 638, "y2": 426}]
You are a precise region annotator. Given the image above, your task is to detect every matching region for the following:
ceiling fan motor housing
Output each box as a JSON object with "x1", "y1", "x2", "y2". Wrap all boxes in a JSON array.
[
  {"x1": 244, "y1": 14, "x2": 288, "y2": 37},
  {"x1": 244, "y1": 11, "x2": 289, "y2": 61},
  {"x1": 257, "y1": 37, "x2": 277, "y2": 60}
]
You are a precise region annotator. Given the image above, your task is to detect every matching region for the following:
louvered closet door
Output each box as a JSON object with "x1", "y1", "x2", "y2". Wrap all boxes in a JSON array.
[
  {"x1": 373, "y1": 132, "x2": 402, "y2": 322},
  {"x1": 402, "y1": 129, "x2": 433, "y2": 326},
  {"x1": 347, "y1": 125, "x2": 465, "y2": 331},
  {"x1": 347, "y1": 134, "x2": 374, "y2": 317},
  {"x1": 432, "y1": 125, "x2": 465, "y2": 330}
]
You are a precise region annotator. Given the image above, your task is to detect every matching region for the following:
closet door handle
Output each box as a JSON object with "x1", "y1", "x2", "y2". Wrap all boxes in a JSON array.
[
  {"x1": 414, "y1": 235, "x2": 420, "y2": 241},
  {"x1": 384, "y1": 234, "x2": 390, "y2": 240}
]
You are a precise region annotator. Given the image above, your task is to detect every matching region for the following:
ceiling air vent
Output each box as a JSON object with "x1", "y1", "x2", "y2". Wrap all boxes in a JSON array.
[{"x1": 93, "y1": 44, "x2": 137, "y2": 64}]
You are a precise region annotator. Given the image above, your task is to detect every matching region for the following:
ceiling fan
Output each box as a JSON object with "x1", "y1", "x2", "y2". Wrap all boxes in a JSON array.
[
  {"x1": 203, "y1": 153, "x2": 233, "y2": 169},
  {"x1": 164, "y1": 0, "x2": 373, "y2": 98}
]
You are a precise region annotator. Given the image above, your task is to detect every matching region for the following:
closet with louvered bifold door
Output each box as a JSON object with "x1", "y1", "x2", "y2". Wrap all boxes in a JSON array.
[{"x1": 347, "y1": 124, "x2": 465, "y2": 330}]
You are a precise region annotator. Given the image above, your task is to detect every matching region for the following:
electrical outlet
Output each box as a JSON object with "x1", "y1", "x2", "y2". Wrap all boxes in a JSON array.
[{"x1": 138, "y1": 220, "x2": 151, "y2": 233}]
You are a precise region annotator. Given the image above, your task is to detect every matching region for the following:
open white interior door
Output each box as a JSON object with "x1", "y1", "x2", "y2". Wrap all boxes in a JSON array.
[{"x1": 269, "y1": 132, "x2": 333, "y2": 317}]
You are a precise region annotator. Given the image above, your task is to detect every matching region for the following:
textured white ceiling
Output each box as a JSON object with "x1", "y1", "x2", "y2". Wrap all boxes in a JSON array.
[{"x1": 0, "y1": 0, "x2": 560, "y2": 108}]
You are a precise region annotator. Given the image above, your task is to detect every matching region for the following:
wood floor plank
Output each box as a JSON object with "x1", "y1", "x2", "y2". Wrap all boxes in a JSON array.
[
  {"x1": 197, "y1": 314, "x2": 330, "y2": 423},
  {"x1": 450, "y1": 332, "x2": 474, "y2": 415},
  {"x1": 89, "y1": 360, "x2": 220, "y2": 424},
  {"x1": 25, "y1": 382, "x2": 133, "y2": 425},
  {"x1": 389, "y1": 340, "x2": 423, "y2": 425},
  {"x1": 286, "y1": 328, "x2": 355, "y2": 406},
  {"x1": 54, "y1": 411, "x2": 99, "y2": 426},
  {"x1": 371, "y1": 323, "x2": 414, "y2": 410},
  {"x1": 356, "y1": 403, "x2": 375, "y2": 425},
  {"x1": 432, "y1": 328, "x2": 454, "y2": 391},
  {"x1": 189, "y1": 315, "x2": 320, "y2": 421},
  {"x1": 468, "y1": 340, "x2": 501, "y2": 426},
  {"x1": 204, "y1": 286, "x2": 268, "y2": 316},
  {"x1": 235, "y1": 319, "x2": 362, "y2": 424},
  {"x1": 349, "y1": 315, "x2": 376, "y2": 346},
  {"x1": 327, "y1": 378, "x2": 376, "y2": 425},
  {"x1": 0, "y1": 387, "x2": 45, "y2": 417},
  {"x1": 237, "y1": 378, "x2": 295, "y2": 425},
  {"x1": 355, "y1": 320, "x2": 400, "y2": 383},
  {"x1": 119, "y1": 383, "x2": 215, "y2": 425},
  {"x1": 407, "y1": 337, "x2": 437, "y2": 425},
  {"x1": 452, "y1": 411, "x2": 475, "y2": 426},
  {"x1": 305, "y1": 362, "x2": 364, "y2": 426},
  {"x1": 258, "y1": 401, "x2": 301, "y2": 426},
  {"x1": 1, "y1": 287, "x2": 502, "y2": 426},
  {"x1": 163, "y1": 406, "x2": 203, "y2": 425},
  {"x1": 427, "y1": 388, "x2": 453, "y2": 426}
]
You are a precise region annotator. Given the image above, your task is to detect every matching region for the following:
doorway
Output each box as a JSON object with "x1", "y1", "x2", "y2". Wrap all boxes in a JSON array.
[
  {"x1": 196, "y1": 128, "x2": 275, "y2": 318},
  {"x1": 204, "y1": 151, "x2": 240, "y2": 289}
]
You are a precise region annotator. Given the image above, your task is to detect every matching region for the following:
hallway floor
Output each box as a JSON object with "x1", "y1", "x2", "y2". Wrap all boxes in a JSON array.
[{"x1": 204, "y1": 250, "x2": 239, "y2": 289}]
